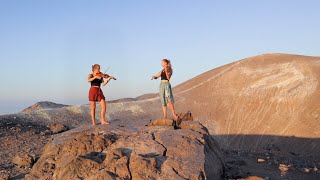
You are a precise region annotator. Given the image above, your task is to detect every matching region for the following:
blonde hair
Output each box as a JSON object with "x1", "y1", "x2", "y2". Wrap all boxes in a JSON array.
[
  {"x1": 92, "y1": 64, "x2": 100, "y2": 72},
  {"x1": 162, "y1": 59, "x2": 172, "y2": 68}
]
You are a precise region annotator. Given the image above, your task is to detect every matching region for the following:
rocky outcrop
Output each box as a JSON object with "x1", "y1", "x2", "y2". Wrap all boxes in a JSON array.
[{"x1": 25, "y1": 120, "x2": 225, "y2": 180}]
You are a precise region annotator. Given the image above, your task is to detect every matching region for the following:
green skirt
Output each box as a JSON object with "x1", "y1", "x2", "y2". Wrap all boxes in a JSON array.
[{"x1": 159, "y1": 81, "x2": 174, "y2": 106}]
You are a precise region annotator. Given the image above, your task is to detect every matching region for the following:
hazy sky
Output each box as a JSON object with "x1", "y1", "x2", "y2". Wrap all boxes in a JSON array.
[{"x1": 1, "y1": 0, "x2": 320, "y2": 114}]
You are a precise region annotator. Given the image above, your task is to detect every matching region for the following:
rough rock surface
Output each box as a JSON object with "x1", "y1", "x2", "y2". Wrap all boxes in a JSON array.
[
  {"x1": 0, "y1": 173, "x2": 9, "y2": 180},
  {"x1": 47, "y1": 123, "x2": 69, "y2": 133},
  {"x1": 25, "y1": 120, "x2": 225, "y2": 180},
  {"x1": 0, "y1": 120, "x2": 51, "y2": 178},
  {"x1": 12, "y1": 154, "x2": 34, "y2": 167},
  {"x1": 147, "y1": 118, "x2": 174, "y2": 126}
]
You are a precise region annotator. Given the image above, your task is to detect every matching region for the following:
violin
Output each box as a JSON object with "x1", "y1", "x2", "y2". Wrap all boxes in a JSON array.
[{"x1": 96, "y1": 72, "x2": 117, "y2": 80}]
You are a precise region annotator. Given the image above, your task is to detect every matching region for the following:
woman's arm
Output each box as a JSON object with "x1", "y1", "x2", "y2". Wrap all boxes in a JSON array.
[
  {"x1": 151, "y1": 69, "x2": 163, "y2": 80},
  {"x1": 102, "y1": 77, "x2": 112, "y2": 86},
  {"x1": 88, "y1": 74, "x2": 101, "y2": 82}
]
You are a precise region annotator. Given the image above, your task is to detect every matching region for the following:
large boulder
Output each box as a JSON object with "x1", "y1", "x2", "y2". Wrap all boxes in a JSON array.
[{"x1": 26, "y1": 120, "x2": 225, "y2": 180}]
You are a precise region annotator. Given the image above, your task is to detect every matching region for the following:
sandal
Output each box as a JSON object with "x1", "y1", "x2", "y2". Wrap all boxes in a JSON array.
[{"x1": 175, "y1": 115, "x2": 182, "y2": 126}]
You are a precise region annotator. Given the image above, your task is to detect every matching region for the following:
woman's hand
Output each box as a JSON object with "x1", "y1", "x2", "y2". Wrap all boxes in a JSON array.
[
  {"x1": 151, "y1": 69, "x2": 163, "y2": 80},
  {"x1": 102, "y1": 77, "x2": 112, "y2": 86}
]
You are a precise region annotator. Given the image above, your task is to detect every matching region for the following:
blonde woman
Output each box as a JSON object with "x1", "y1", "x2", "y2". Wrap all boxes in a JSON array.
[
  {"x1": 87, "y1": 64, "x2": 113, "y2": 126},
  {"x1": 152, "y1": 59, "x2": 179, "y2": 121}
]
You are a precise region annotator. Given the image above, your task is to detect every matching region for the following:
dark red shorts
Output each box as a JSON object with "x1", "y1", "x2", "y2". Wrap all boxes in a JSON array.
[{"x1": 89, "y1": 87, "x2": 105, "y2": 102}]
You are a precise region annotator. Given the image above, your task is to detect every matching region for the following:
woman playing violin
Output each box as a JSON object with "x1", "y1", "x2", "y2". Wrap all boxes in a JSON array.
[{"x1": 87, "y1": 64, "x2": 115, "y2": 126}]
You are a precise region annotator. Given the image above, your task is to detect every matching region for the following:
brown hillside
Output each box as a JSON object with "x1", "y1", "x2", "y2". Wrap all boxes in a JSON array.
[{"x1": 171, "y1": 53, "x2": 320, "y2": 153}]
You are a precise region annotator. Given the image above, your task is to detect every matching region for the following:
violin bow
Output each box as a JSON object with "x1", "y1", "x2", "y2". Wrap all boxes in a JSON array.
[{"x1": 103, "y1": 66, "x2": 110, "y2": 74}]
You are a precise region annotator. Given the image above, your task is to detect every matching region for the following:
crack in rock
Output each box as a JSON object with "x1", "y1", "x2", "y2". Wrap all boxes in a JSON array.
[
  {"x1": 151, "y1": 133, "x2": 167, "y2": 156},
  {"x1": 127, "y1": 155, "x2": 132, "y2": 179},
  {"x1": 172, "y1": 167, "x2": 188, "y2": 180}
]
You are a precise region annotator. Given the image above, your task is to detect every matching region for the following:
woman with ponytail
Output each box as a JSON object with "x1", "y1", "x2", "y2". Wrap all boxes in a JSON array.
[
  {"x1": 152, "y1": 59, "x2": 179, "y2": 122},
  {"x1": 87, "y1": 64, "x2": 113, "y2": 126}
]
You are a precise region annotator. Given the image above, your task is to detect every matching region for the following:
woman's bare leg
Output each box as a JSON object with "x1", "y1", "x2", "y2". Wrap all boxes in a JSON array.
[
  {"x1": 162, "y1": 106, "x2": 167, "y2": 118},
  {"x1": 100, "y1": 100, "x2": 108, "y2": 124},
  {"x1": 168, "y1": 101, "x2": 178, "y2": 120},
  {"x1": 90, "y1": 101, "x2": 96, "y2": 126}
]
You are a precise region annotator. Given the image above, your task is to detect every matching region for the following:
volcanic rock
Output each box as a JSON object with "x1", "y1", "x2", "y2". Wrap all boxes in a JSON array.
[
  {"x1": 26, "y1": 120, "x2": 225, "y2": 179},
  {"x1": 47, "y1": 123, "x2": 69, "y2": 133}
]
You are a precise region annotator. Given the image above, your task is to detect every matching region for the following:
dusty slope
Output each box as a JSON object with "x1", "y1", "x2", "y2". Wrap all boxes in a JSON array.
[{"x1": 171, "y1": 53, "x2": 320, "y2": 154}]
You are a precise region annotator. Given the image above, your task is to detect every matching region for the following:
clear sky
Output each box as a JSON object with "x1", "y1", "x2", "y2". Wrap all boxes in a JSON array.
[{"x1": 1, "y1": 0, "x2": 320, "y2": 114}]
